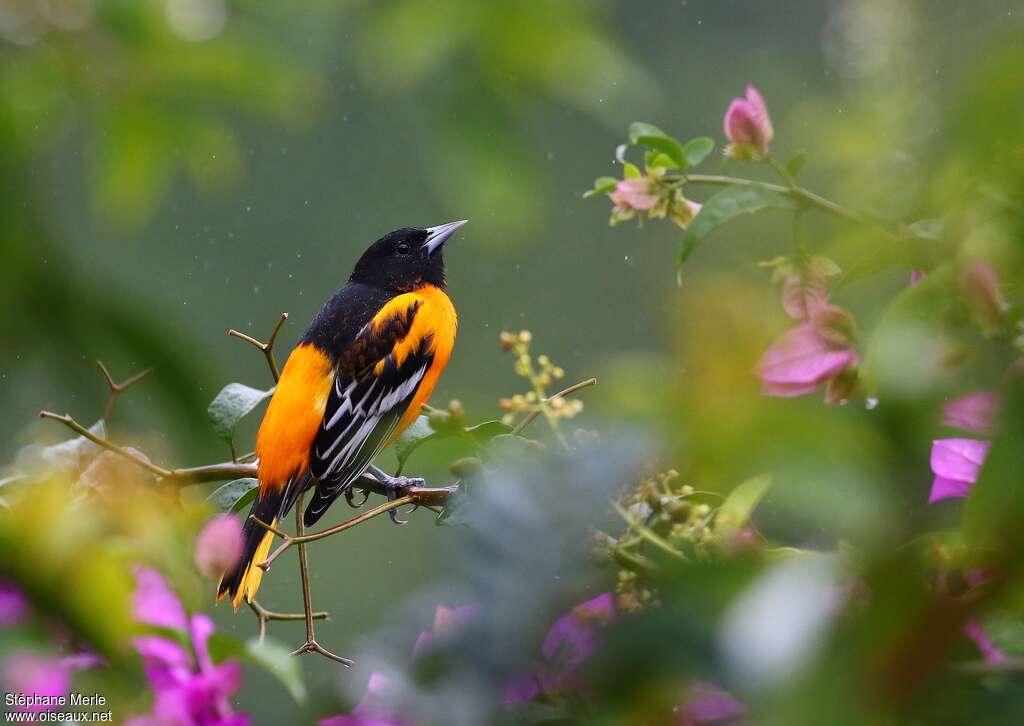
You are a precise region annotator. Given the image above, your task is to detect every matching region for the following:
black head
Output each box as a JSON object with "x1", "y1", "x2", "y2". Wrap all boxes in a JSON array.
[{"x1": 349, "y1": 220, "x2": 466, "y2": 291}]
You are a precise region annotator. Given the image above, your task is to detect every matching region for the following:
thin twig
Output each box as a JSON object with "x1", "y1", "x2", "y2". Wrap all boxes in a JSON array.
[
  {"x1": 229, "y1": 313, "x2": 288, "y2": 383},
  {"x1": 512, "y1": 377, "x2": 598, "y2": 436},
  {"x1": 247, "y1": 599, "x2": 327, "y2": 644},
  {"x1": 95, "y1": 360, "x2": 152, "y2": 421},
  {"x1": 38, "y1": 411, "x2": 172, "y2": 478},
  {"x1": 286, "y1": 490, "x2": 353, "y2": 665},
  {"x1": 253, "y1": 490, "x2": 454, "y2": 571}
]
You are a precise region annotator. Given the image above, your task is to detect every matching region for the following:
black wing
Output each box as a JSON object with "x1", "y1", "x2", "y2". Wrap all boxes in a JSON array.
[{"x1": 304, "y1": 300, "x2": 431, "y2": 526}]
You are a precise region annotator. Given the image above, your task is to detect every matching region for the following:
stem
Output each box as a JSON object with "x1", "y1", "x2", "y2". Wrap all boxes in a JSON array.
[
  {"x1": 681, "y1": 173, "x2": 898, "y2": 239},
  {"x1": 38, "y1": 411, "x2": 172, "y2": 478},
  {"x1": 254, "y1": 493, "x2": 439, "y2": 571},
  {"x1": 512, "y1": 377, "x2": 598, "y2": 436},
  {"x1": 612, "y1": 501, "x2": 687, "y2": 562},
  {"x1": 247, "y1": 599, "x2": 327, "y2": 644},
  {"x1": 229, "y1": 312, "x2": 288, "y2": 383},
  {"x1": 294, "y1": 491, "x2": 315, "y2": 644},
  {"x1": 95, "y1": 361, "x2": 152, "y2": 421}
]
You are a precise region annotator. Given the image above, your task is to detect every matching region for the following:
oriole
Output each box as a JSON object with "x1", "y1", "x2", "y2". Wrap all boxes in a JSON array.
[{"x1": 218, "y1": 221, "x2": 465, "y2": 609}]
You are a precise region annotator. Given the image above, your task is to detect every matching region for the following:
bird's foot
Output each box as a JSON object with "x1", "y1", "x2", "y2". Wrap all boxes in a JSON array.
[
  {"x1": 290, "y1": 639, "x2": 353, "y2": 666},
  {"x1": 367, "y1": 465, "x2": 425, "y2": 523},
  {"x1": 343, "y1": 484, "x2": 370, "y2": 508}
]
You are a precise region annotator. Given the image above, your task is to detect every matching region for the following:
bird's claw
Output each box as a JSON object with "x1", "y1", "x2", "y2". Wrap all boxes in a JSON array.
[
  {"x1": 384, "y1": 476, "x2": 423, "y2": 524},
  {"x1": 344, "y1": 485, "x2": 370, "y2": 508}
]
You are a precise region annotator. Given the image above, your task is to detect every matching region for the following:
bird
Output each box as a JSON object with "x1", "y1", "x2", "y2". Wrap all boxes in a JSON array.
[{"x1": 218, "y1": 220, "x2": 465, "y2": 610}]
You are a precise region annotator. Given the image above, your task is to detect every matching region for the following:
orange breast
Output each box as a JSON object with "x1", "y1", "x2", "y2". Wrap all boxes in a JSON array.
[
  {"x1": 255, "y1": 343, "x2": 334, "y2": 490},
  {"x1": 373, "y1": 285, "x2": 458, "y2": 444}
]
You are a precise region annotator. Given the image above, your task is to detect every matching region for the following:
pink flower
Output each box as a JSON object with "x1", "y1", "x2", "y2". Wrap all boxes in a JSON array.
[
  {"x1": 963, "y1": 618, "x2": 1009, "y2": 664},
  {"x1": 195, "y1": 515, "x2": 245, "y2": 579},
  {"x1": 909, "y1": 270, "x2": 925, "y2": 286},
  {"x1": 413, "y1": 604, "x2": 480, "y2": 656},
  {"x1": 505, "y1": 593, "x2": 615, "y2": 703},
  {"x1": 0, "y1": 579, "x2": 29, "y2": 627},
  {"x1": 724, "y1": 85, "x2": 774, "y2": 159},
  {"x1": 609, "y1": 177, "x2": 660, "y2": 214},
  {"x1": 756, "y1": 306, "x2": 858, "y2": 399},
  {"x1": 1, "y1": 652, "x2": 70, "y2": 713},
  {"x1": 676, "y1": 682, "x2": 747, "y2": 725},
  {"x1": 929, "y1": 438, "x2": 991, "y2": 503},
  {"x1": 941, "y1": 391, "x2": 998, "y2": 436},
  {"x1": 130, "y1": 567, "x2": 249, "y2": 726}
]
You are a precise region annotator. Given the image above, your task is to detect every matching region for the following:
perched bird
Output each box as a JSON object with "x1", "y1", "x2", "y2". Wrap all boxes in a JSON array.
[{"x1": 218, "y1": 221, "x2": 465, "y2": 609}]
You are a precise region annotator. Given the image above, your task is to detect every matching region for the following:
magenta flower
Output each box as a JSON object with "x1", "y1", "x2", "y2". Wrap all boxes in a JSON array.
[
  {"x1": 755, "y1": 306, "x2": 858, "y2": 399},
  {"x1": 941, "y1": 391, "x2": 998, "y2": 436},
  {"x1": 929, "y1": 438, "x2": 991, "y2": 503},
  {"x1": 963, "y1": 618, "x2": 1009, "y2": 664},
  {"x1": 130, "y1": 567, "x2": 249, "y2": 726},
  {"x1": 724, "y1": 85, "x2": 774, "y2": 159},
  {"x1": 609, "y1": 177, "x2": 660, "y2": 214},
  {"x1": 505, "y1": 593, "x2": 615, "y2": 703},
  {"x1": 0, "y1": 579, "x2": 29, "y2": 627},
  {"x1": 1, "y1": 652, "x2": 70, "y2": 713},
  {"x1": 195, "y1": 515, "x2": 245, "y2": 579},
  {"x1": 676, "y1": 682, "x2": 747, "y2": 725},
  {"x1": 909, "y1": 270, "x2": 925, "y2": 286}
]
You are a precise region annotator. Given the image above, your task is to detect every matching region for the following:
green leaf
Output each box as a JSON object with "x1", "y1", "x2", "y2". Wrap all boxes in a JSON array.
[
  {"x1": 394, "y1": 415, "x2": 435, "y2": 473},
  {"x1": 207, "y1": 478, "x2": 259, "y2": 513},
  {"x1": 628, "y1": 122, "x2": 685, "y2": 167},
  {"x1": 861, "y1": 264, "x2": 955, "y2": 397},
  {"x1": 678, "y1": 185, "x2": 796, "y2": 266},
  {"x1": 908, "y1": 218, "x2": 943, "y2": 240},
  {"x1": 437, "y1": 478, "x2": 474, "y2": 526},
  {"x1": 206, "y1": 632, "x2": 247, "y2": 663},
  {"x1": 246, "y1": 638, "x2": 307, "y2": 703},
  {"x1": 394, "y1": 417, "x2": 514, "y2": 474},
  {"x1": 207, "y1": 383, "x2": 273, "y2": 444},
  {"x1": 583, "y1": 176, "x2": 618, "y2": 199},
  {"x1": 715, "y1": 475, "x2": 772, "y2": 538},
  {"x1": 464, "y1": 420, "x2": 514, "y2": 447},
  {"x1": 622, "y1": 162, "x2": 641, "y2": 179},
  {"x1": 682, "y1": 137, "x2": 715, "y2": 167},
  {"x1": 785, "y1": 150, "x2": 808, "y2": 177}
]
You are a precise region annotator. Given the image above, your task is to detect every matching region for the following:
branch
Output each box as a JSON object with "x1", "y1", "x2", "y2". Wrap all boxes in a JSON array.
[
  {"x1": 38, "y1": 411, "x2": 172, "y2": 479},
  {"x1": 229, "y1": 313, "x2": 288, "y2": 383},
  {"x1": 96, "y1": 360, "x2": 152, "y2": 421},
  {"x1": 512, "y1": 377, "x2": 598, "y2": 435},
  {"x1": 247, "y1": 599, "x2": 328, "y2": 643},
  {"x1": 252, "y1": 485, "x2": 457, "y2": 572}
]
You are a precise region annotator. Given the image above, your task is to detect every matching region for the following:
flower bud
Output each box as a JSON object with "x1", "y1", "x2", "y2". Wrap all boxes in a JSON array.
[
  {"x1": 723, "y1": 84, "x2": 774, "y2": 159},
  {"x1": 194, "y1": 515, "x2": 244, "y2": 579}
]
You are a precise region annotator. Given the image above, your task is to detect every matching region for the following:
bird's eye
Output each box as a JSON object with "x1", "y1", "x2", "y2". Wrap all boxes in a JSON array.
[{"x1": 395, "y1": 242, "x2": 411, "y2": 255}]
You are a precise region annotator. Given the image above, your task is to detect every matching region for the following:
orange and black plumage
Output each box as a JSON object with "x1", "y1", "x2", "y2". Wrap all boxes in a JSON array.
[{"x1": 218, "y1": 221, "x2": 465, "y2": 609}]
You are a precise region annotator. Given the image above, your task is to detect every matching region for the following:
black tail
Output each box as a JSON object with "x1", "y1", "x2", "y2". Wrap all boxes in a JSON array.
[{"x1": 216, "y1": 488, "x2": 287, "y2": 610}]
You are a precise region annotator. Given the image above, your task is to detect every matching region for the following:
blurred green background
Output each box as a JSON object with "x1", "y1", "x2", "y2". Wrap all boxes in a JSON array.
[{"x1": 2, "y1": 0, "x2": 1022, "y2": 721}]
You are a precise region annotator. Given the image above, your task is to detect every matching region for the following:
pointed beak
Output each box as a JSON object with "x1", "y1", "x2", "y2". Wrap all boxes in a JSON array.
[{"x1": 423, "y1": 219, "x2": 467, "y2": 256}]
